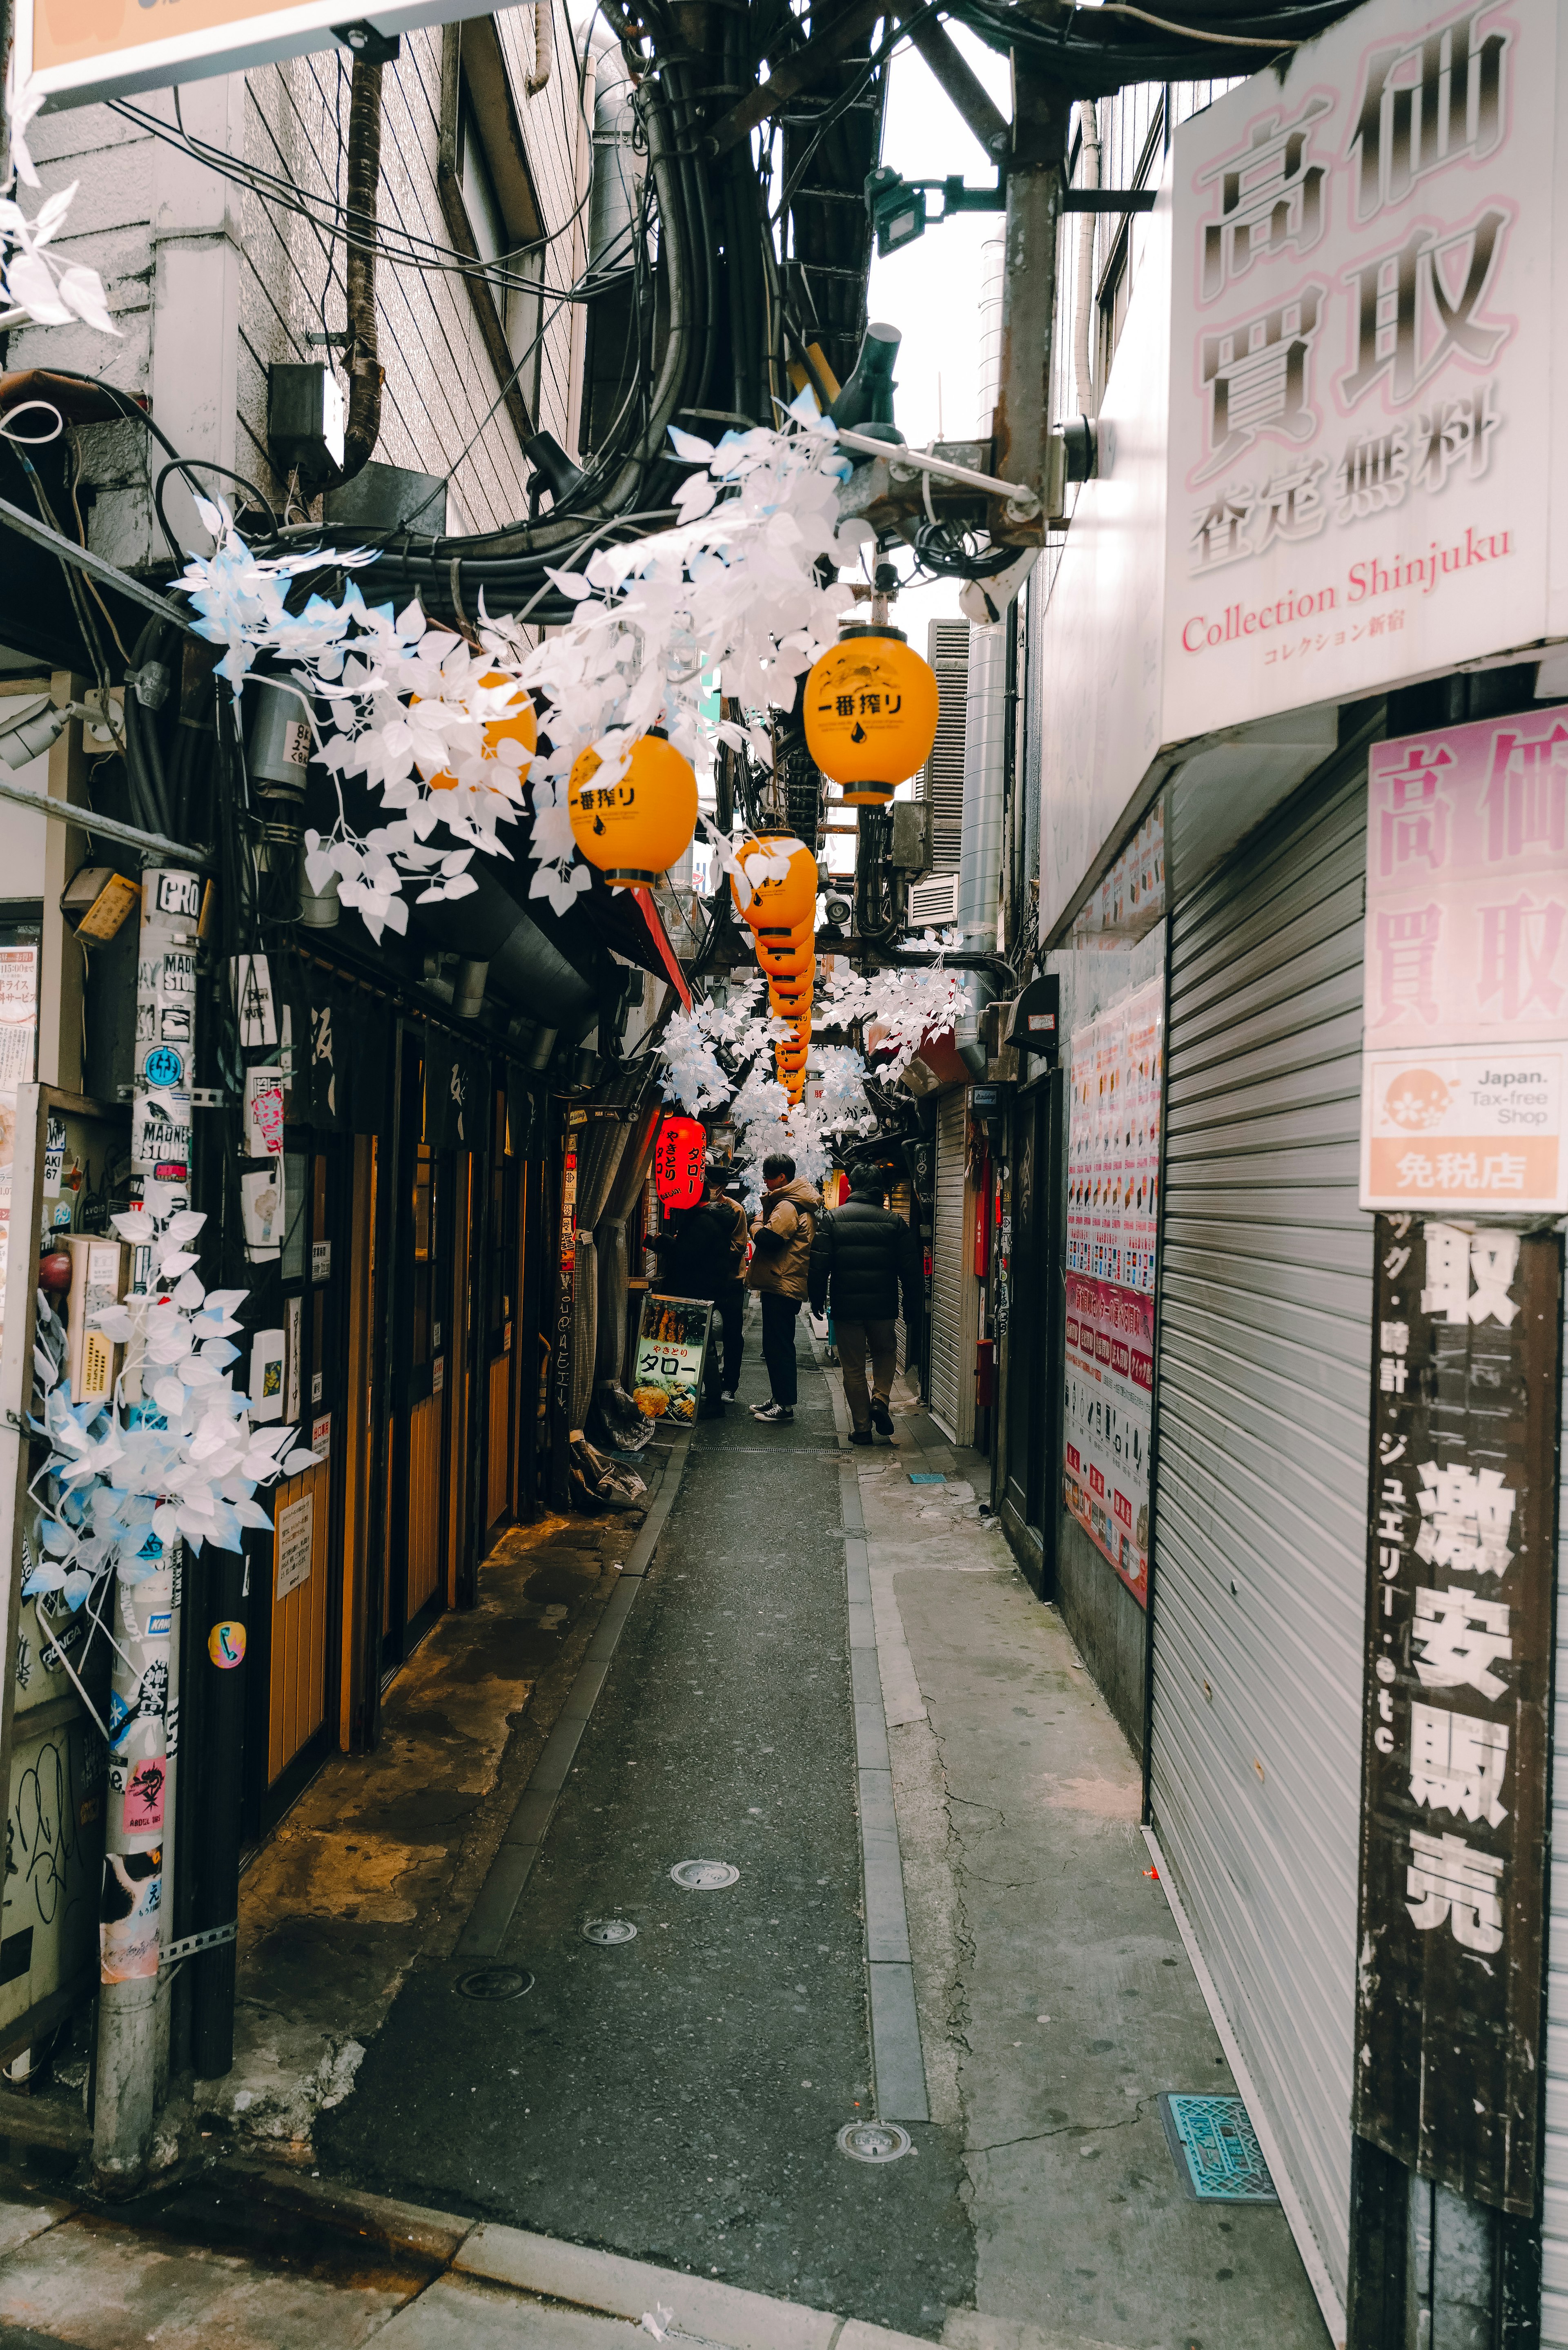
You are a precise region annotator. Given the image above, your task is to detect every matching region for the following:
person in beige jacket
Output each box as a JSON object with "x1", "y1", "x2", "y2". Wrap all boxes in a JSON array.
[{"x1": 746, "y1": 1153, "x2": 819, "y2": 1424}]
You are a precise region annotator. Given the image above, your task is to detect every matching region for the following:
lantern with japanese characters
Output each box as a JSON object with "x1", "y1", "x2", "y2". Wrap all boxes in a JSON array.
[
  {"x1": 731, "y1": 834, "x2": 818, "y2": 1106},
  {"x1": 653, "y1": 1115, "x2": 706, "y2": 1211},
  {"x1": 568, "y1": 729, "x2": 699, "y2": 886},
  {"x1": 421, "y1": 673, "x2": 537, "y2": 790},
  {"x1": 804, "y1": 625, "x2": 939, "y2": 807}
]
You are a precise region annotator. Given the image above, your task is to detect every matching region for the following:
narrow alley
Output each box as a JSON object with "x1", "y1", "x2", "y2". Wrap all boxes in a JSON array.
[{"x1": 0, "y1": 1313, "x2": 1331, "y2": 2350}]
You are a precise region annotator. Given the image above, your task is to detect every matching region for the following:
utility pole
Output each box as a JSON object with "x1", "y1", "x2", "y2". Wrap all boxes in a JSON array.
[
  {"x1": 94, "y1": 863, "x2": 200, "y2": 2190},
  {"x1": 989, "y1": 58, "x2": 1070, "y2": 547}
]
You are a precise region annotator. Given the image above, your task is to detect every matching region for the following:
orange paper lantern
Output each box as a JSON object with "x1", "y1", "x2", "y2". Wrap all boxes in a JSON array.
[
  {"x1": 423, "y1": 672, "x2": 537, "y2": 789},
  {"x1": 569, "y1": 730, "x2": 698, "y2": 887},
  {"x1": 731, "y1": 835, "x2": 819, "y2": 930},
  {"x1": 653, "y1": 1115, "x2": 706, "y2": 1209},
  {"x1": 804, "y1": 626, "x2": 939, "y2": 807}
]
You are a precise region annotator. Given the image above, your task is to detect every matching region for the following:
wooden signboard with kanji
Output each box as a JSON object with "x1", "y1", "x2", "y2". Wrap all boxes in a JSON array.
[{"x1": 1352, "y1": 1214, "x2": 1561, "y2": 2216}]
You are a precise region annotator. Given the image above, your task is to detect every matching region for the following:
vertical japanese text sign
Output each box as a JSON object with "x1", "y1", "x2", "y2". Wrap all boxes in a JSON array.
[
  {"x1": 1168, "y1": 0, "x2": 1554, "y2": 740},
  {"x1": 1353, "y1": 1215, "x2": 1560, "y2": 2213},
  {"x1": 1361, "y1": 708, "x2": 1568, "y2": 1215}
]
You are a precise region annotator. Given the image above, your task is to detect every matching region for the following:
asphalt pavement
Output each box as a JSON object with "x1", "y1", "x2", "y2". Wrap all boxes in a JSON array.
[{"x1": 318, "y1": 1320, "x2": 973, "y2": 2339}]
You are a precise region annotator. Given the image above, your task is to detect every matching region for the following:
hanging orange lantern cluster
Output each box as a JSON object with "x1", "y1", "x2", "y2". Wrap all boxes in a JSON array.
[
  {"x1": 803, "y1": 624, "x2": 940, "y2": 807},
  {"x1": 731, "y1": 833, "x2": 818, "y2": 1106},
  {"x1": 568, "y1": 728, "x2": 699, "y2": 887}
]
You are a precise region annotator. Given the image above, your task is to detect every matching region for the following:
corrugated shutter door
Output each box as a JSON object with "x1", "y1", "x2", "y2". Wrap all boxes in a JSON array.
[
  {"x1": 929, "y1": 1090, "x2": 968, "y2": 1439},
  {"x1": 1151, "y1": 755, "x2": 1370, "y2": 2302},
  {"x1": 1543, "y1": 1353, "x2": 1568, "y2": 2344}
]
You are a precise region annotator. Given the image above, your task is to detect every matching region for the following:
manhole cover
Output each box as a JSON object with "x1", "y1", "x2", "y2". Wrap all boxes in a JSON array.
[
  {"x1": 1158, "y1": 2093, "x2": 1278, "y2": 2203},
  {"x1": 837, "y1": 2120, "x2": 912, "y2": 2164},
  {"x1": 669, "y1": 1859, "x2": 739, "y2": 1891},
  {"x1": 582, "y1": 1918, "x2": 638, "y2": 1945},
  {"x1": 455, "y1": 1966, "x2": 535, "y2": 2002}
]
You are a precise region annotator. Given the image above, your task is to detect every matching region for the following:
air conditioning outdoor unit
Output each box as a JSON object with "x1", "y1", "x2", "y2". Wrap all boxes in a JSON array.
[{"x1": 907, "y1": 873, "x2": 960, "y2": 930}]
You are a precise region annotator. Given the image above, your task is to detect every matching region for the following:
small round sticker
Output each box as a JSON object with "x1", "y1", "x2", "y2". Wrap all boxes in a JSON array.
[
  {"x1": 143, "y1": 1046, "x2": 184, "y2": 1087},
  {"x1": 209, "y1": 1621, "x2": 245, "y2": 1670}
]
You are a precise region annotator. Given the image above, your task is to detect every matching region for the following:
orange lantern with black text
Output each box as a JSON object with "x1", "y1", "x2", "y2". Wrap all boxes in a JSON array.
[
  {"x1": 804, "y1": 625, "x2": 939, "y2": 807},
  {"x1": 569, "y1": 729, "x2": 698, "y2": 886},
  {"x1": 731, "y1": 835, "x2": 819, "y2": 930},
  {"x1": 420, "y1": 673, "x2": 538, "y2": 790},
  {"x1": 653, "y1": 1115, "x2": 706, "y2": 1210}
]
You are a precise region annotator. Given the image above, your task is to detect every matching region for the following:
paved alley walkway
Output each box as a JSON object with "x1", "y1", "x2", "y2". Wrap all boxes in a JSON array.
[
  {"x1": 320, "y1": 1329, "x2": 973, "y2": 2335},
  {"x1": 0, "y1": 1313, "x2": 1337, "y2": 2350}
]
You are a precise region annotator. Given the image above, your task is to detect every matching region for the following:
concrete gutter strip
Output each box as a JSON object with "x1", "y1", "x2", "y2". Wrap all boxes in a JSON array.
[
  {"x1": 454, "y1": 2220, "x2": 939, "y2": 2349},
  {"x1": 820, "y1": 1355, "x2": 930, "y2": 2130},
  {"x1": 457, "y1": 1434, "x2": 693, "y2": 1963}
]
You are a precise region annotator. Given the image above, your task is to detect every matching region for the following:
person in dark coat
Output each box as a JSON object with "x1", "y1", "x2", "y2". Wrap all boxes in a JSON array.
[
  {"x1": 807, "y1": 1165, "x2": 922, "y2": 1443},
  {"x1": 655, "y1": 1168, "x2": 747, "y2": 1415}
]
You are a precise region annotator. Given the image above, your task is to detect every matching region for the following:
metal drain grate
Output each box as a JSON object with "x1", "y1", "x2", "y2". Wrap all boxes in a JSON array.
[
  {"x1": 1158, "y1": 2094, "x2": 1278, "y2": 2202},
  {"x1": 837, "y1": 2120, "x2": 912, "y2": 2163},
  {"x1": 669, "y1": 1859, "x2": 739, "y2": 1890},
  {"x1": 582, "y1": 1919, "x2": 638, "y2": 1945},
  {"x1": 455, "y1": 1966, "x2": 535, "y2": 2002}
]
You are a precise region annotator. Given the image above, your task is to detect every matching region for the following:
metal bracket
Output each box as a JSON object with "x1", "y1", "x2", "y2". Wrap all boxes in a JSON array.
[
  {"x1": 160, "y1": 1920, "x2": 237, "y2": 1969},
  {"x1": 189, "y1": 1088, "x2": 231, "y2": 1109}
]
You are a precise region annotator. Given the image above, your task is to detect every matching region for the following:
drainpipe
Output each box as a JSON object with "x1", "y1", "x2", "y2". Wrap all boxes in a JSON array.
[
  {"x1": 340, "y1": 56, "x2": 385, "y2": 482},
  {"x1": 955, "y1": 623, "x2": 1007, "y2": 1074}
]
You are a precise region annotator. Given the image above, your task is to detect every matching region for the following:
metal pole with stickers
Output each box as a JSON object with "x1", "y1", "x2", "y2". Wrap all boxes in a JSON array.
[{"x1": 92, "y1": 863, "x2": 202, "y2": 2185}]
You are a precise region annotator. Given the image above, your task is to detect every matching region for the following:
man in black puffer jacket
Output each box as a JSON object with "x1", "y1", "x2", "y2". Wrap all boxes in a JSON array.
[{"x1": 808, "y1": 1166, "x2": 922, "y2": 1444}]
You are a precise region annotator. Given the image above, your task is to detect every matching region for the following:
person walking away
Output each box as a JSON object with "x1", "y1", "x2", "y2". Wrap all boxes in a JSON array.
[
  {"x1": 808, "y1": 1164, "x2": 921, "y2": 1444},
  {"x1": 746, "y1": 1152, "x2": 819, "y2": 1425},
  {"x1": 708, "y1": 1169, "x2": 748, "y2": 1401},
  {"x1": 654, "y1": 1172, "x2": 744, "y2": 1417}
]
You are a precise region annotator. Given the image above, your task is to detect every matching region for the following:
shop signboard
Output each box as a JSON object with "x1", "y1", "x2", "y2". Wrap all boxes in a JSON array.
[
  {"x1": 1352, "y1": 1213, "x2": 1559, "y2": 2214},
  {"x1": 1361, "y1": 706, "x2": 1568, "y2": 1215},
  {"x1": 1167, "y1": 0, "x2": 1555, "y2": 743},
  {"x1": 17, "y1": 0, "x2": 492, "y2": 110},
  {"x1": 633, "y1": 1297, "x2": 712, "y2": 1428},
  {"x1": 1062, "y1": 978, "x2": 1164, "y2": 1604}
]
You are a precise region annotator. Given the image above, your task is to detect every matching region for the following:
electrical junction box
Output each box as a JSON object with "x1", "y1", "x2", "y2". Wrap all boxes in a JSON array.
[
  {"x1": 267, "y1": 363, "x2": 345, "y2": 488},
  {"x1": 889, "y1": 798, "x2": 932, "y2": 874}
]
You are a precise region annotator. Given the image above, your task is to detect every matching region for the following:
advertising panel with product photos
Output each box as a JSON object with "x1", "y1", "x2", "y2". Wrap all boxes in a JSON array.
[
  {"x1": 0, "y1": 1086, "x2": 132, "y2": 2058},
  {"x1": 1063, "y1": 980, "x2": 1165, "y2": 1605},
  {"x1": 1361, "y1": 707, "x2": 1568, "y2": 1215}
]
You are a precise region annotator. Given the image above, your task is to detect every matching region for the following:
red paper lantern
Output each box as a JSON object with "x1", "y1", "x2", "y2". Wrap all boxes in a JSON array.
[{"x1": 654, "y1": 1115, "x2": 706, "y2": 1209}]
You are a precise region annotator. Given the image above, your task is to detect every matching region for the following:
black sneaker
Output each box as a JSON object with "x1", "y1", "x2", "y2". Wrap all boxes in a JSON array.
[
  {"x1": 871, "y1": 1399, "x2": 895, "y2": 1438},
  {"x1": 849, "y1": 1430, "x2": 874, "y2": 1447},
  {"x1": 752, "y1": 1400, "x2": 793, "y2": 1424}
]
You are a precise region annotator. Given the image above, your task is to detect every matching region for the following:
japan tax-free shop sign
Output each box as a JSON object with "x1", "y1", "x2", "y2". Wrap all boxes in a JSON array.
[
  {"x1": 1166, "y1": 0, "x2": 1559, "y2": 740},
  {"x1": 18, "y1": 0, "x2": 474, "y2": 109},
  {"x1": 1361, "y1": 706, "x2": 1568, "y2": 1215}
]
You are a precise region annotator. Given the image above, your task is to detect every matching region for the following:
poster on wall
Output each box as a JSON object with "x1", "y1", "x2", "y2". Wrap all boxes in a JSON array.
[
  {"x1": 1063, "y1": 978, "x2": 1164, "y2": 1605},
  {"x1": 1361, "y1": 707, "x2": 1568, "y2": 1214}
]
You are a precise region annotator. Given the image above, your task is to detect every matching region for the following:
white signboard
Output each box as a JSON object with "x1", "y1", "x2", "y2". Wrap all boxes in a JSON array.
[
  {"x1": 1167, "y1": 0, "x2": 1554, "y2": 741},
  {"x1": 275, "y1": 1493, "x2": 314, "y2": 1603},
  {"x1": 18, "y1": 0, "x2": 481, "y2": 109},
  {"x1": 1361, "y1": 705, "x2": 1568, "y2": 1211}
]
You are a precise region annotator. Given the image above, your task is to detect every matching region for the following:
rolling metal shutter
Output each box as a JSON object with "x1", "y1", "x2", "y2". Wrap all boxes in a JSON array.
[
  {"x1": 1150, "y1": 753, "x2": 1371, "y2": 2305},
  {"x1": 929, "y1": 1089, "x2": 968, "y2": 1440}
]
